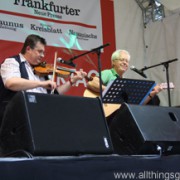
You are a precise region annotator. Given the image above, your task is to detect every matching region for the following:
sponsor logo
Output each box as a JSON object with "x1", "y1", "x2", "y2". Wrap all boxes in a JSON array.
[
  {"x1": 34, "y1": 9, "x2": 62, "y2": 20},
  {"x1": 0, "y1": 20, "x2": 23, "y2": 31},
  {"x1": 28, "y1": 95, "x2": 37, "y2": 103},
  {"x1": 69, "y1": 29, "x2": 97, "y2": 41},
  {"x1": 31, "y1": 23, "x2": 62, "y2": 33},
  {"x1": 14, "y1": 0, "x2": 80, "y2": 17}
]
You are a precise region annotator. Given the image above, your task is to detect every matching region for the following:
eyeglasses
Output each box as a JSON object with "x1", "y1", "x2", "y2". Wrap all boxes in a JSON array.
[
  {"x1": 114, "y1": 58, "x2": 129, "y2": 63},
  {"x1": 33, "y1": 48, "x2": 45, "y2": 56}
]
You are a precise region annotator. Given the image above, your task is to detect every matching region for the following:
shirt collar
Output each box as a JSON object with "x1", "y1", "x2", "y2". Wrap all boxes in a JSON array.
[
  {"x1": 19, "y1": 53, "x2": 32, "y2": 69},
  {"x1": 111, "y1": 68, "x2": 119, "y2": 77},
  {"x1": 19, "y1": 53, "x2": 26, "y2": 63}
]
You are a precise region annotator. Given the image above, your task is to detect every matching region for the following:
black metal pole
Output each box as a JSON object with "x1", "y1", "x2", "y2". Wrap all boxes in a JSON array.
[
  {"x1": 95, "y1": 49, "x2": 103, "y2": 101},
  {"x1": 164, "y1": 63, "x2": 171, "y2": 107},
  {"x1": 140, "y1": 58, "x2": 178, "y2": 107},
  {"x1": 59, "y1": 43, "x2": 110, "y2": 101}
]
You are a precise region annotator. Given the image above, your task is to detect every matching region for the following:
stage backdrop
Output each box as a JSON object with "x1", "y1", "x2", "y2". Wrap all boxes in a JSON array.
[{"x1": 0, "y1": 0, "x2": 116, "y2": 96}]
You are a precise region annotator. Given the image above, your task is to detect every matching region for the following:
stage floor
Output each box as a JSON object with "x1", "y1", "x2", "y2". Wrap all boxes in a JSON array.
[{"x1": 0, "y1": 154, "x2": 180, "y2": 180}]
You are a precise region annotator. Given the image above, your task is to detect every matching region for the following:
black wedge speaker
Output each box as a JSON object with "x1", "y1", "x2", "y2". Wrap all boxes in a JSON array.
[
  {"x1": 0, "y1": 91, "x2": 113, "y2": 156},
  {"x1": 109, "y1": 103, "x2": 180, "y2": 155}
]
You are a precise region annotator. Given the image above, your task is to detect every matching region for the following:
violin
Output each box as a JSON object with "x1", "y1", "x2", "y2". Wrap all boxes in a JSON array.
[{"x1": 34, "y1": 62, "x2": 76, "y2": 78}]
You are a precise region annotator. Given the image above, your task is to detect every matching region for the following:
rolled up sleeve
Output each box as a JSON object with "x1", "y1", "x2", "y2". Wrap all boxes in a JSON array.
[{"x1": 1, "y1": 58, "x2": 21, "y2": 84}]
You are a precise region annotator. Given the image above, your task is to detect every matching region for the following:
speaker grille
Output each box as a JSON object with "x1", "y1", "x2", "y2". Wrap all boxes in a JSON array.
[
  {"x1": 109, "y1": 103, "x2": 180, "y2": 155},
  {"x1": 0, "y1": 91, "x2": 113, "y2": 156}
]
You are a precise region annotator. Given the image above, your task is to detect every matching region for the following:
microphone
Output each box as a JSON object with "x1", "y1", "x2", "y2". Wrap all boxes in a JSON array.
[
  {"x1": 57, "y1": 58, "x2": 76, "y2": 67},
  {"x1": 130, "y1": 65, "x2": 147, "y2": 78}
]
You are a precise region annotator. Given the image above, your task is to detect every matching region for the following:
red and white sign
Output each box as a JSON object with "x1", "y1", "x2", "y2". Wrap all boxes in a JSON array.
[{"x1": 0, "y1": 0, "x2": 116, "y2": 96}]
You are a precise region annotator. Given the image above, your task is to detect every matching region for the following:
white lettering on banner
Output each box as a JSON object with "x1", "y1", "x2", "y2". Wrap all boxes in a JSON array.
[
  {"x1": 75, "y1": 78, "x2": 87, "y2": 87},
  {"x1": 57, "y1": 70, "x2": 99, "y2": 87},
  {"x1": 0, "y1": 0, "x2": 102, "y2": 50},
  {"x1": 57, "y1": 76, "x2": 87, "y2": 87},
  {"x1": 88, "y1": 70, "x2": 99, "y2": 77}
]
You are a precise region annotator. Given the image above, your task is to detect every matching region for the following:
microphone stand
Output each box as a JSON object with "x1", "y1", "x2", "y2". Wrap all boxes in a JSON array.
[
  {"x1": 140, "y1": 58, "x2": 178, "y2": 107},
  {"x1": 65, "y1": 43, "x2": 110, "y2": 101},
  {"x1": 90, "y1": 44, "x2": 110, "y2": 101}
]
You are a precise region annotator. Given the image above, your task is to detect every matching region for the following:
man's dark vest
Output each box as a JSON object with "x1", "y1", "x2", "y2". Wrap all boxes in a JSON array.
[{"x1": 0, "y1": 55, "x2": 29, "y2": 125}]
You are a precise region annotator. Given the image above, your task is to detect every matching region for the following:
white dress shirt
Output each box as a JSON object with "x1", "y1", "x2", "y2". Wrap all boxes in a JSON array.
[{"x1": 0, "y1": 54, "x2": 47, "y2": 94}]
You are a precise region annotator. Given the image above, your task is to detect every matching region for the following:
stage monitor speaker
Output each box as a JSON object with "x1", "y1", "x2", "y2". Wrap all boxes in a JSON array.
[
  {"x1": 109, "y1": 103, "x2": 180, "y2": 155},
  {"x1": 0, "y1": 91, "x2": 113, "y2": 156}
]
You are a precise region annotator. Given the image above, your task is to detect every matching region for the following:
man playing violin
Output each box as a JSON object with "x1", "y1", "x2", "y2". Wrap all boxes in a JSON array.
[
  {"x1": 0, "y1": 34, "x2": 86, "y2": 94},
  {"x1": 0, "y1": 34, "x2": 86, "y2": 126}
]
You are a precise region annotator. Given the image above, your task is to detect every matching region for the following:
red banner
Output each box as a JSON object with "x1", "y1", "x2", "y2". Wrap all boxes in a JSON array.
[{"x1": 0, "y1": 0, "x2": 116, "y2": 96}]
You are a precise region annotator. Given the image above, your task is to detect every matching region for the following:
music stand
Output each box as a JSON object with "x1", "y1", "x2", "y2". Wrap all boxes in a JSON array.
[{"x1": 102, "y1": 78, "x2": 156, "y2": 105}]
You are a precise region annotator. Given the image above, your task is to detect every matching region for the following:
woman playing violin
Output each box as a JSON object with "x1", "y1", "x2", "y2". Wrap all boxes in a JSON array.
[{"x1": 0, "y1": 34, "x2": 87, "y2": 95}]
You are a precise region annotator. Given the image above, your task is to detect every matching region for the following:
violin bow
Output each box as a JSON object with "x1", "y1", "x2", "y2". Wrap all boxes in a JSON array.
[{"x1": 50, "y1": 51, "x2": 57, "y2": 94}]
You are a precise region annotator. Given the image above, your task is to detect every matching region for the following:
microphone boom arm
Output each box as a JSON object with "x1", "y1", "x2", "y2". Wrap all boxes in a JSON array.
[
  {"x1": 66, "y1": 43, "x2": 110, "y2": 66},
  {"x1": 62, "y1": 43, "x2": 110, "y2": 101},
  {"x1": 141, "y1": 59, "x2": 178, "y2": 71},
  {"x1": 140, "y1": 58, "x2": 178, "y2": 107}
]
